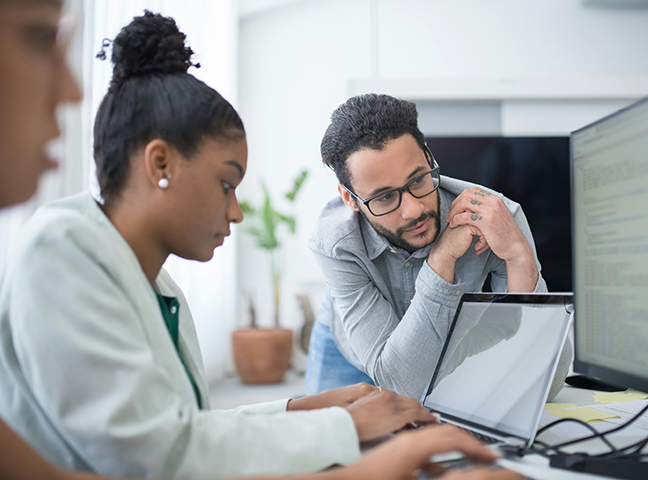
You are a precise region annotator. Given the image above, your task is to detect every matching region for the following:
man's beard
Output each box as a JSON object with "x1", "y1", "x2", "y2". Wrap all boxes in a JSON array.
[{"x1": 361, "y1": 206, "x2": 441, "y2": 254}]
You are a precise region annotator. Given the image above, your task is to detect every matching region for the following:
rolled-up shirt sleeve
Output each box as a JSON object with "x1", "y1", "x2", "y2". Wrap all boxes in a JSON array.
[{"x1": 312, "y1": 249, "x2": 465, "y2": 399}]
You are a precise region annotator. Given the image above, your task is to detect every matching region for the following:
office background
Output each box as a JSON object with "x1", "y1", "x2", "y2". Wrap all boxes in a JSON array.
[{"x1": 1, "y1": 0, "x2": 647, "y2": 384}]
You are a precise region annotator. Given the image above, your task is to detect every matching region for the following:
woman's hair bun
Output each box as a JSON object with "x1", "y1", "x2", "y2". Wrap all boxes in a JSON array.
[{"x1": 110, "y1": 10, "x2": 195, "y2": 88}]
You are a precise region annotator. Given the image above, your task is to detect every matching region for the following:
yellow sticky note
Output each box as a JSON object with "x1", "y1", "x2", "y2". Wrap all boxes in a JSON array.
[
  {"x1": 592, "y1": 389, "x2": 648, "y2": 404},
  {"x1": 549, "y1": 407, "x2": 620, "y2": 423},
  {"x1": 544, "y1": 403, "x2": 577, "y2": 412}
]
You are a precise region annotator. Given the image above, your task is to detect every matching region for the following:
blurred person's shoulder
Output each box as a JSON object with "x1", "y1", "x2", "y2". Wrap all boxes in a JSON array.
[{"x1": 12, "y1": 192, "x2": 129, "y2": 267}]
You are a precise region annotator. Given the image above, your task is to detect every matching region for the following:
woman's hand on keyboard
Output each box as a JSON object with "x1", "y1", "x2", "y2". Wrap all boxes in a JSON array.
[
  {"x1": 343, "y1": 425, "x2": 522, "y2": 480},
  {"x1": 344, "y1": 387, "x2": 439, "y2": 442},
  {"x1": 287, "y1": 382, "x2": 377, "y2": 411}
]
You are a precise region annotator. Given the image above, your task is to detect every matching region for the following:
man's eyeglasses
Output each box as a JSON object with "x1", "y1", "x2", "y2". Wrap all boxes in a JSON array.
[{"x1": 344, "y1": 146, "x2": 441, "y2": 217}]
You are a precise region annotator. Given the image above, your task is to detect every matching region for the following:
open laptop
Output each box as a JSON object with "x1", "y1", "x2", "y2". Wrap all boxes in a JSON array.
[{"x1": 421, "y1": 293, "x2": 574, "y2": 449}]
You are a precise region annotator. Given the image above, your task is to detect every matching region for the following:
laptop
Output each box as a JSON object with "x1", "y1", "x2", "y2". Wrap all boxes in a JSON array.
[{"x1": 421, "y1": 293, "x2": 574, "y2": 449}]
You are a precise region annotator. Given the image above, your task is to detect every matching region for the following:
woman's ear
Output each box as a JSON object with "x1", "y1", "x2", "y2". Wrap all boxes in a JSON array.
[
  {"x1": 338, "y1": 183, "x2": 360, "y2": 212},
  {"x1": 143, "y1": 139, "x2": 176, "y2": 189}
]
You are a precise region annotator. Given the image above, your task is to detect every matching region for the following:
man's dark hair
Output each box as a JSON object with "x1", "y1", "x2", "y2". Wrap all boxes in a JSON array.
[{"x1": 320, "y1": 93, "x2": 426, "y2": 191}]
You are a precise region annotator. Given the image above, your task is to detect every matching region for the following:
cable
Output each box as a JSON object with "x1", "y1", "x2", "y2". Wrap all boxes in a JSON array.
[
  {"x1": 533, "y1": 417, "x2": 619, "y2": 456},
  {"x1": 601, "y1": 436, "x2": 648, "y2": 459},
  {"x1": 528, "y1": 402, "x2": 648, "y2": 459},
  {"x1": 629, "y1": 438, "x2": 648, "y2": 456},
  {"x1": 536, "y1": 416, "x2": 607, "y2": 438}
]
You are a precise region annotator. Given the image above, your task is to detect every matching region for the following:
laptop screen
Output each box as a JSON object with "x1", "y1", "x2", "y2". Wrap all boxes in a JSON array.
[{"x1": 422, "y1": 294, "x2": 573, "y2": 442}]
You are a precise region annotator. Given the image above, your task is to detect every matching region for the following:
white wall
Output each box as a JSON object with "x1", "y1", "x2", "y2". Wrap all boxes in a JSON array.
[
  {"x1": 237, "y1": 0, "x2": 374, "y2": 338},
  {"x1": 377, "y1": 1, "x2": 648, "y2": 79},
  {"x1": 236, "y1": 0, "x2": 648, "y2": 345}
]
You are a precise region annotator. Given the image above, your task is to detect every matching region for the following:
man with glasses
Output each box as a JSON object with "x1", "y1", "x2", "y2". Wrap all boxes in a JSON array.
[{"x1": 306, "y1": 93, "x2": 557, "y2": 400}]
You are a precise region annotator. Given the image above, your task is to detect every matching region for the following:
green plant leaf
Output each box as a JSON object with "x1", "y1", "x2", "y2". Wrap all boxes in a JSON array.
[
  {"x1": 239, "y1": 171, "x2": 308, "y2": 252},
  {"x1": 258, "y1": 237, "x2": 279, "y2": 250},
  {"x1": 240, "y1": 201, "x2": 256, "y2": 215},
  {"x1": 246, "y1": 226, "x2": 264, "y2": 238},
  {"x1": 260, "y1": 183, "x2": 279, "y2": 250},
  {"x1": 285, "y1": 169, "x2": 308, "y2": 202},
  {"x1": 276, "y1": 213, "x2": 296, "y2": 234}
]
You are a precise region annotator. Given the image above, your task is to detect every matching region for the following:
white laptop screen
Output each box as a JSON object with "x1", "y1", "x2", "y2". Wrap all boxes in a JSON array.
[{"x1": 422, "y1": 296, "x2": 572, "y2": 441}]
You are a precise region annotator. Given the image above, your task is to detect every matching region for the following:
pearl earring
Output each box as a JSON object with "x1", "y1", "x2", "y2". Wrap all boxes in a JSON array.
[{"x1": 158, "y1": 171, "x2": 172, "y2": 189}]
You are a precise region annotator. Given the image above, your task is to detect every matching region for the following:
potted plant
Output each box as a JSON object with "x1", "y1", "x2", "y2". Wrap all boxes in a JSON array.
[{"x1": 232, "y1": 170, "x2": 308, "y2": 384}]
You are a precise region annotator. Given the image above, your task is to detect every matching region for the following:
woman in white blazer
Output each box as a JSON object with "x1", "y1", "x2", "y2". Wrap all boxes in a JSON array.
[{"x1": 0, "y1": 3, "x2": 518, "y2": 480}]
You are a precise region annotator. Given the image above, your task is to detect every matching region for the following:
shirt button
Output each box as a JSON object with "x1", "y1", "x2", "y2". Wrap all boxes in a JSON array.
[
  {"x1": 404, "y1": 261, "x2": 411, "y2": 268},
  {"x1": 455, "y1": 289, "x2": 461, "y2": 296},
  {"x1": 170, "y1": 306, "x2": 178, "y2": 314}
]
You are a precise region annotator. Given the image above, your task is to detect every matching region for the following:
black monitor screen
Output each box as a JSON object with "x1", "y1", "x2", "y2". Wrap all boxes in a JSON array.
[
  {"x1": 426, "y1": 136, "x2": 571, "y2": 292},
  {"x1": 571, "y1": 97, "x2": 648, "y2": 394}
]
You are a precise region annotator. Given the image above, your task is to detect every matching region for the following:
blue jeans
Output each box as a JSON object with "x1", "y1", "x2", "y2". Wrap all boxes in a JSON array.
[{"x1": 304, "y1": 319, "x2": 374, "y2": 395}]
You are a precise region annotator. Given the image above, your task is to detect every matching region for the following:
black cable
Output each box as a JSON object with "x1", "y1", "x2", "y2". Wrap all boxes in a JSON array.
[
  {"x1": 530, "y1": 438, "x2": 552, "y2": 449},
  {"x1": 600, "y1": 436, "x2": 648, "y2": 459},
  {"x1": 627, "y1": 453, "x2": 648, "y2": 460},
  {"x1": 533, "y1": 417, "x2": 619, "y2": 456},
  {"x1": 522, "y1": 444, "x2": 558, "y2": 457},
  {"x1": 630, "y1": 438, "x2": 648, "y2": 456},
  {"x1": 536, "y1": 416, "x2": 606, "y2": 437},
  {"x1": 612, "y1": 437, "x2": 648, "y2": 460},
  {"x1": 587, "y1": 402, "x2": 648, "y2": 440},
  {"x1": 530, "y1": 402, "x2": 648, "y2": 459}
]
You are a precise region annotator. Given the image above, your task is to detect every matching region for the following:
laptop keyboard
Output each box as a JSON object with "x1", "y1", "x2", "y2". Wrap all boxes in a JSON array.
[
  {"x1": 439, "y1": 419, "x2": 502, "y2": 445},
  {"x1": 466, "y1": 429, "x2": 501, "y2": 445}
]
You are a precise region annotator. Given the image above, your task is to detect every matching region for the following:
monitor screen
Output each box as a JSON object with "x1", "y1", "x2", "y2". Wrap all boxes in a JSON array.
[
  {"x1": 571, "y1": 97, "x2": 648, "y2": 393},
  {"x1": 426, "y1": 136, "x2": 571, "y2": 292}
]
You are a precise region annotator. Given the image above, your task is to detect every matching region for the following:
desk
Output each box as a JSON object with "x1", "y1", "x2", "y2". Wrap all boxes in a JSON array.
[{"x1": 497, "y1": 385, "x2": 648, "y2": 479}]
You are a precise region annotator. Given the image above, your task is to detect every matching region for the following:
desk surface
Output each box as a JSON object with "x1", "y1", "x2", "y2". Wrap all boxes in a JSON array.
[{"x1": 498, "y1": 385, "x2": 647, "y2": 479}]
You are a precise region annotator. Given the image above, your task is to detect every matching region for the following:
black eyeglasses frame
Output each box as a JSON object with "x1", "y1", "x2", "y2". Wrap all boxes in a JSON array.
[{"x1": 343, "y1": 145, "x2": 441, "y2": 217}]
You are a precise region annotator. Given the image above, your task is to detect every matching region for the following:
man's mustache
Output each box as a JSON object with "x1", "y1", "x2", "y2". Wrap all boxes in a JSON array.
[{"x1": 396, "y1": 210, "x2": 437, "y2": 236}]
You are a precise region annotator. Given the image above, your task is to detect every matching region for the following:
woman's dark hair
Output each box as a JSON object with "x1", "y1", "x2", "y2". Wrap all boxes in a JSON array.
[
  {"x1": 320, "y1": 94, "x2": 425, "y2": 191},
  {"x1": 93, "y1": 10, "x2": 245, "y2": 201}
]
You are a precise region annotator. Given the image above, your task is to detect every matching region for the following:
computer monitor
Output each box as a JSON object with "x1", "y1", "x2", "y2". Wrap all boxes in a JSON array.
[{"x1": 571, "y1": 97, "x2": 648, "y2": 393}]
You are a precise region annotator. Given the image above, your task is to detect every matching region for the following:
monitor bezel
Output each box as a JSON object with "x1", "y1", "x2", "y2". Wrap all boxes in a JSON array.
[{"x1": 570, "y1": 96, "x2": 648, "y2": 394}]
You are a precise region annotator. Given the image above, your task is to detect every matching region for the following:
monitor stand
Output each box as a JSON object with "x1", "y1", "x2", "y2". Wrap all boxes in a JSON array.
[{"x1": 564, "y1": 374, "x2": 625, "y2": 392}]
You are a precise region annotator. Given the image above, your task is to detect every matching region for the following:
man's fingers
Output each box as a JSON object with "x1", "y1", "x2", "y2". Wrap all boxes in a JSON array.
[
  {"x1": 448, "y1": 211, "x2": 488, "y2": 229},
  {"x1": 445, "y1": 188, "x2": 495, "y2": 222},
  {"x1": 474, "y1": 235, "x2": 490, "y2": 255},
  {"x1": 446, "y1": 216, "x2": 487, "y2": 252}
]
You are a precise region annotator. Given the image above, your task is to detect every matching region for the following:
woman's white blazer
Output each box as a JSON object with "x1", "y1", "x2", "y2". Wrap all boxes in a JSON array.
[{"x1": 0, "y1": 192, "x2": 359, "y2": 478}]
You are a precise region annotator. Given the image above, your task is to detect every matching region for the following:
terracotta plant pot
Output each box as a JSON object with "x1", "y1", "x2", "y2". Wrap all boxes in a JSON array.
[{"x1": 232, "y1": 328, "x2": 293, "y2": 384}]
